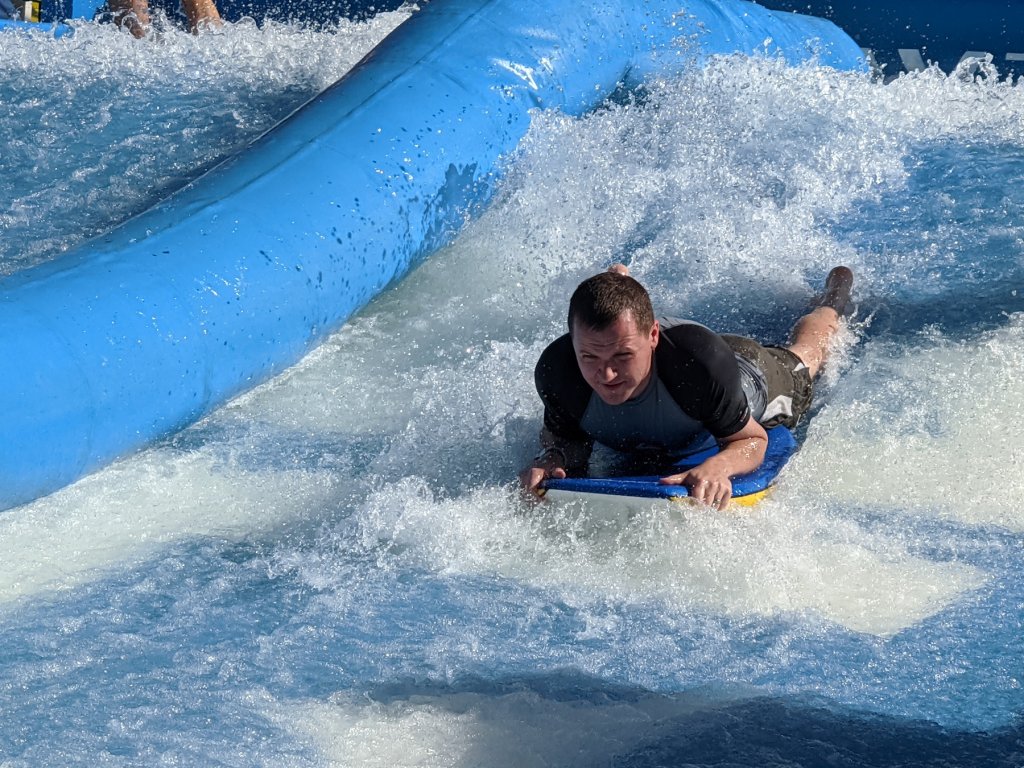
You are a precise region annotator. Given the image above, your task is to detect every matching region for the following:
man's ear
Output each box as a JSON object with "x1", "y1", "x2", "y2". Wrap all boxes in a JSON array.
[{"x1": 650, "y1": 319, "x2": 660, "y2": 347}]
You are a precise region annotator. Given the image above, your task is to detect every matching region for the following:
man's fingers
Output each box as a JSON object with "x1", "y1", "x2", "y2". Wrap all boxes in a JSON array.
[
  {"x1": 519, "y1": 465, "x2": 566, "y2": 500},
  {"x1": 659, "y1": 472, "x2": 733, "y2": 508},
  {"x1": 658, "y1": 471, "x2": 691, "y2": 486},
  {"x1": 696, "y1": 481, "x2": 727, "y2": 507},
  {"x1": 693, "y1": 481, "x2": 712, "y2": 505},
  {"x1": 518, "y1": 467, "x2": 544, "y2": 495}
]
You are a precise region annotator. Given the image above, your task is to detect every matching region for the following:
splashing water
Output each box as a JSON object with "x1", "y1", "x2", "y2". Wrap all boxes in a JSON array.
[
  {"x1": 0, "y1": 9, "x2": 412, "y2": 273},
  {"x1": 1, "y1": 20, "x2": 1024, "y2": 766}
]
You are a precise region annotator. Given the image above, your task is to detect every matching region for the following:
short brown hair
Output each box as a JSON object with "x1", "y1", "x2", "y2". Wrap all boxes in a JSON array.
[{"x1": 568, "y1": 271, "x2": 655, "y2": 334}]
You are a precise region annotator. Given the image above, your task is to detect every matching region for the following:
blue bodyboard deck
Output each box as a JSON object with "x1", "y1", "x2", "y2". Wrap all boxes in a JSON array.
[{"x1": 542, "y1": 426, "x2": 798, "y2": 504}]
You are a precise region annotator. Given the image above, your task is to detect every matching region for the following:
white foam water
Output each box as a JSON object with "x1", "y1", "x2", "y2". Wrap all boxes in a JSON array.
[{"x1": 803, "y1": 314, "x2": 1024, "y2": 530}]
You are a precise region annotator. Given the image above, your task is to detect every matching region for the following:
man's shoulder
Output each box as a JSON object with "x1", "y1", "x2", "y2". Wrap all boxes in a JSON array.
[
  {"x1": 656, "y1": 318, "x2": 741, "y2": 392},
  {"x1": 658, "y1": 319, "x2": 730, "y2": 359},
  {"x1": 536, "y1": 332, "x2": 582, "y2": 383},
  {"x1": 536, "y1": 332, "x2": 576, "y2": 375},
  {"x1": 535, "y1": 332, "x2": 591, "y2": 422},
  {"x1": 656, "y1": 318, "x2": 750, "y2": 435}
]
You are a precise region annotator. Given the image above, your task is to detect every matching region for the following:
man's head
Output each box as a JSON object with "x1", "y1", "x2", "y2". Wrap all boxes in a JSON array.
[
  {"x1": 568, "y1": 271, "x2": 659, "y2": 405},
  {"x1": 567, "y1": 271, "x2": 655, "y2": 334}
]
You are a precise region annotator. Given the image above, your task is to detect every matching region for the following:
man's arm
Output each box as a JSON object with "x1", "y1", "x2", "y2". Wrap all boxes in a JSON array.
[
  {"x1": 658, "y1": 415, "x2": 768, "y2": 510},
  {"x1": 520, "y1": 335, "x2": 594, "y2": 498}
]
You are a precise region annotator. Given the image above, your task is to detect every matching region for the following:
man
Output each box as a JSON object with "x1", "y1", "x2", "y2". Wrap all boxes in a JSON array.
[{"x1": 519, "y1": 264, "x2": 853, "y2": 509}]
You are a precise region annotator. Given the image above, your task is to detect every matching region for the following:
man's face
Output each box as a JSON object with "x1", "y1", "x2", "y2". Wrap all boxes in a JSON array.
[{"x1": 572, "y1": 311, "x2": 659, "y2": 405}]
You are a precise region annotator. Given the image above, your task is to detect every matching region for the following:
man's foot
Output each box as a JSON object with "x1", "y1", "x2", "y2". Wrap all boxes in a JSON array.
[
  {"x1": 817, "y1": 266, "x2": 854, "y2": 317},
  {"x1": 608, "y1": 263, "x2": 630, "y2": 277}
]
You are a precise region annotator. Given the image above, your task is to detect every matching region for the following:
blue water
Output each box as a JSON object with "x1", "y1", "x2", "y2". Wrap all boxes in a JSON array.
[{"x1": 2, "y1": 16, "x2": 1024, "y2": 767}]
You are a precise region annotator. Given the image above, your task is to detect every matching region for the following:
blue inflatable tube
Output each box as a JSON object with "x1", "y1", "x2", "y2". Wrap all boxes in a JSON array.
[{"x1": 0, "y1": 0, "x2": 863, "y2": 510}]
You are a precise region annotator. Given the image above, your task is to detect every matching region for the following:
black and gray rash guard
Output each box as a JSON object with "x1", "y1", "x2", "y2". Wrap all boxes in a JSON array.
[{"x1": 534, "y1": 319, "x2": 768, "y2": 469}]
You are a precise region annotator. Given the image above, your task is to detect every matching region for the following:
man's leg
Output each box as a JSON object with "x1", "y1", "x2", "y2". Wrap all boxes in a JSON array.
[
  {"x1": 786, "y1": 266, "x2": 853, "y2": 380},
  {"x1": 182, "y1": 0, "x2": 221, "y2": 31}
]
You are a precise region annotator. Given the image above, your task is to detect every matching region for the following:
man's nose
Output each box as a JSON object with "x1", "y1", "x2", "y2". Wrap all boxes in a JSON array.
[{"x1": 599, "y1": 364, "x2": 617, "y2": 382}]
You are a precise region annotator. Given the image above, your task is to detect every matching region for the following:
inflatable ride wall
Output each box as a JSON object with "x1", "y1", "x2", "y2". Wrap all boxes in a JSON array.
[{"x1": 0, "y1": 0, "x2": 863, "y2": 511}]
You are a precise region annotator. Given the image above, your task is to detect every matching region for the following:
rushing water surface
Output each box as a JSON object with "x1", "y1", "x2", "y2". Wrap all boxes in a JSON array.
[{"x1": 1, "y1": 11, "x2": 1024, "y2": 767}]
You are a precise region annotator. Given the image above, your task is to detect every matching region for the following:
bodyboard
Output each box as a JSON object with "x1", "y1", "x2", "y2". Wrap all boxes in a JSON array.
[{"x1": 542, "y1": 425, "x2": 798, "y2": 507}]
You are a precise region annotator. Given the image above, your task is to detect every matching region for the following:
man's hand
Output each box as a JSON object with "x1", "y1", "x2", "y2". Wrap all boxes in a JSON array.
[
  {"x1": 659, "y1": 416, "x2": 768, "y2": 510},
  {"x1": 659, "y1": 463, "x2": 733, "y2": 510},
  {"x1": 518, "y1": 461, "x2": 567, "y2": 499}
]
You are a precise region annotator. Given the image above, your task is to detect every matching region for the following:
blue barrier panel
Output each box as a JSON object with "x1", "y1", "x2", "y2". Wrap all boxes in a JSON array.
[{"x1": 0, "y1": 0, "x2": 863, "y2": 510}]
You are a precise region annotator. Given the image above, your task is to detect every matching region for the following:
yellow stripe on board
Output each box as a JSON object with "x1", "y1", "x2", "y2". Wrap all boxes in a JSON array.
[
  {"x1": 730, "y1": 488, "x2": 773, "y2": 507},
  {"x1": 669, "y1": 487, "x2": 773, "y2": 508}
]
